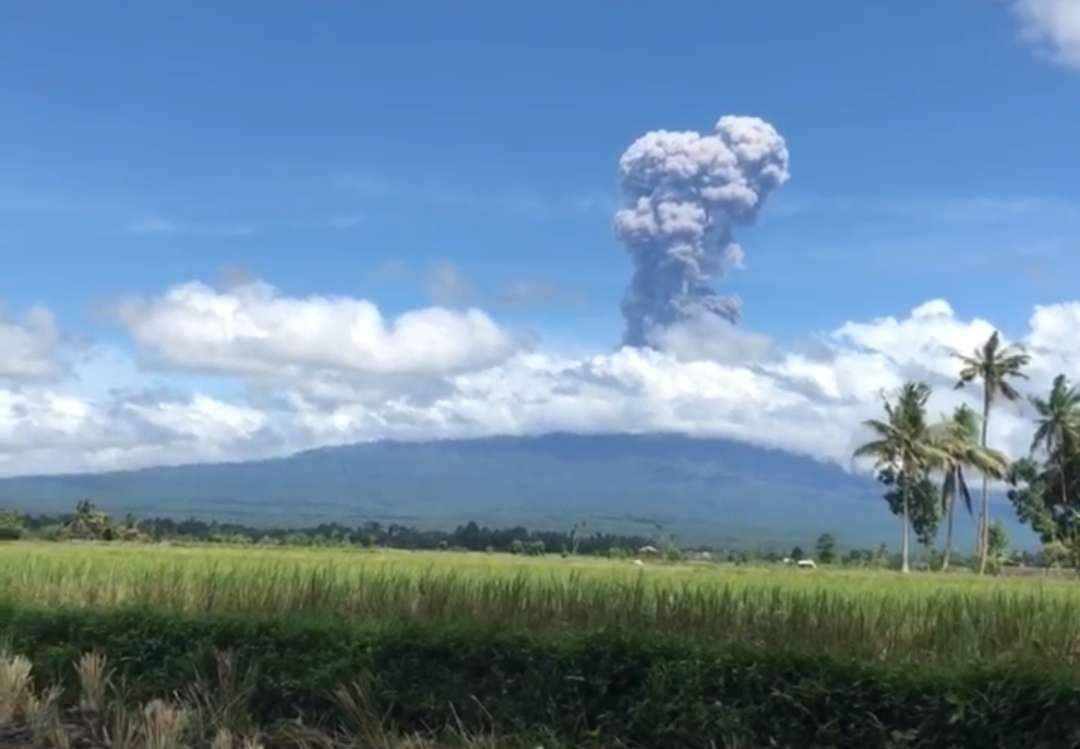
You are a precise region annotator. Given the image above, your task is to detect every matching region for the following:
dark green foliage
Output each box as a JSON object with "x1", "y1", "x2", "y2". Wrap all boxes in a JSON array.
[
  {"x1": 815, "y1": 532, "x2": 837, "y2": 564},
  {"x1": 0, "y1": 509, "x2": 23, "y2": 540},
  {"x1": 3, "y1": 605, "x2": 1080, "y2": 748},
  {"x1": 14, "y1": 506, "x2": 654, "y2": 556},
  {"x1": 855, "y1": 382, "x2": 946, "y2": 573},
  {"x1": 1016, "y1": 374, "x2": 1080, "y2": 562},
  {"x1": 982, "y1": 520, "x2": 1011, "y2": 574},
  {"x1": 877, "y1": 467, "x2": 940, "y2": 546},
  {"x1": 1010, "y1": 446, "x2": 1080, "y2": 563},
  {"x1": 66, "y1": 499, "x2": 114, "y2": 540}
]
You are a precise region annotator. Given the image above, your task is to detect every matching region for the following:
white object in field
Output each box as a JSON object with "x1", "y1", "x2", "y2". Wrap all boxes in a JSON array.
[
  {"x1": 796, "y1": 559, "x2": 817, "y2": 569},
  {"x1": 632, "y1": 559, "x2": 645, "y2": 567},
  {"x1": 637, "y1": 545, "x2": 660, "y2": 557}
]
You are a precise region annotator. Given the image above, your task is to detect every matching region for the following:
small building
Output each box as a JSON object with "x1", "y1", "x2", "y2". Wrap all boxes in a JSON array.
[
  {"x1": 637, "y1": 545, "x2": 660, "y2": 557},
  {"x1": 796, "y1": 559, "x2": 817, "y2": 570}
]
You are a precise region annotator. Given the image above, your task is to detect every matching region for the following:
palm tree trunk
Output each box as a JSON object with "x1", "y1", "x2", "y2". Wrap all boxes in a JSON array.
[
  {"x1": 1060, "y1": 432, "x2": 1074, "y2": 569},
  {"x1": 1061, "y1": 439, "x2": 1069, "y2": 514},
  {"x1": 901, "y1": 478, "x2": 911, "y2": 573},
  {"x1": 942, "y1": 468, "x2": 955, "y2": 572},
  {"x1": 978, "y1": 389, "x2": 991, "y2": 575}
]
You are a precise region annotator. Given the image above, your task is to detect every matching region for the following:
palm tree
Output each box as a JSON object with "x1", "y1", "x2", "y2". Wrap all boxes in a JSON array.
[
  {"x1": 1030, "y1": 374, "x2": 1080, "y2": 518},
  {"x1": 932, "y1": 405, "x2": 1009, "y2": 571},
  {"x1": 854, "y1": 382, "x2": 943, "y2": 573},
  {"x1": 955, "y1": 331, "x2": 1029, "y2": 574}
]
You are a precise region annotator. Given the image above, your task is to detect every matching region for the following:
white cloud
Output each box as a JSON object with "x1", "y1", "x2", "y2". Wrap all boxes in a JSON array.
[
  {"x1": 125, "y1": 395, "x2": 266, "y2": 444},
  {"x1": 832, "y1": 299, "x2": 997, "y2": 380},
  {"x1": 1022, "y1": 301, "x2": 1080, "y2": 384},
  {"x1": 284, "y1": 298, "x2": 1044, "y2": 468},
  {"x1": 649, "y1": 315, "x2": 774, "y2": 364},
  {"x1": 1013, "y1": 0, "x2": 1080, "y2": 70},
  {"x1": 4, "y1": 294, "x2": 1080, "y2": 478},
  {"x1": 0, "y1": 385, "x2": 274, "y2": 475},
  {"x1": 0, "y1": 306, "x2": 67, "y2": 381},
  {"x1": 114, "y1": 281, "x2": 519, "y2": 388}
]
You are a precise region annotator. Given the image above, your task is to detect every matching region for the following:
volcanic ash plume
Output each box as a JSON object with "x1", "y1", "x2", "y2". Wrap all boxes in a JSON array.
[{"x1": 614, "y1": 115, "x2": 790, "y2": 346}]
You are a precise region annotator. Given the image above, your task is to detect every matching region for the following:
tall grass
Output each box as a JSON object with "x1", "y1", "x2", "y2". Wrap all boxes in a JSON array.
[{"x1": 1, "y1": 542, "x2": 1078, "y2": 667}]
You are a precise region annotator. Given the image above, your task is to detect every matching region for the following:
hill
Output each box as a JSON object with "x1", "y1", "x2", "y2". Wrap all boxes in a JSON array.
[{"x1": 0, "y1": 432, "x2": 1034, "y2": 549}]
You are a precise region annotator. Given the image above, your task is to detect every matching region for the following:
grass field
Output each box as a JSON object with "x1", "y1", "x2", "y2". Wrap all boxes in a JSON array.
[
  {"x1": 2, "y1": 540, "x2": 1079, "y2": 669},
  {"x1": 6, "y1": 541, "x2": 1080, "y2": 746}
]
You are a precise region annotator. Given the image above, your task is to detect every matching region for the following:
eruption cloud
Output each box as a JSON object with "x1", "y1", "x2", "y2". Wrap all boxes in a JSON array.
[{"x1": 614, "y1": 115, "x2": 790, "y2": 346}]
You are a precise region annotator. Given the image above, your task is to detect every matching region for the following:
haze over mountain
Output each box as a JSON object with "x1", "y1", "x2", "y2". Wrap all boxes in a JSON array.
[{"x1": 0, "y1": 433, "x2": 1034, "y2": 550}]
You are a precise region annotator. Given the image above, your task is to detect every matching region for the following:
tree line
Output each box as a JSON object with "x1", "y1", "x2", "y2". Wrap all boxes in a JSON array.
[
  {"x1": 0, "y1": 503, "x2": 664, "y2": 556},
  {"x1": 854, "y1": 330, "x2": 1080, "y2": 573},
  {"x1": 0, "y1": 499, "x2": 1055, "y2": 569}
]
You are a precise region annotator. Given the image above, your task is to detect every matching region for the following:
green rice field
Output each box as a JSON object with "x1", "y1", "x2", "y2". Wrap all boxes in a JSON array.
[{"x1": 2, "y1": 541, "x2": 1078, "y2": 669}]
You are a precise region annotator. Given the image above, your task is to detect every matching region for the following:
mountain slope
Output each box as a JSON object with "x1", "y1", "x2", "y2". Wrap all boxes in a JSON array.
[{"x1": 0, "y1": 433, "x2": 1033, "y2": 549}]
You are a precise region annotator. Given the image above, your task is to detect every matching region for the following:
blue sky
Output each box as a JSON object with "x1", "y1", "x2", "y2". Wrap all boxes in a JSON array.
[
  {"x1": 4, "y1": 1, "x2": 1079, "y2": 347},
  {"x1": 1, "y1": 1, "x2": 1079, "y2": 475}
]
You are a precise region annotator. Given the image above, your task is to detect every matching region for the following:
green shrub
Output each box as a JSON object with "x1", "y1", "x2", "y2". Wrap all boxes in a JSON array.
[
  {"x1": 0, "y1": 510, "x2": 25, "y2": 541},
  {"x1": 2, "y1": 605, "x2": 1080, "y2": 748}
]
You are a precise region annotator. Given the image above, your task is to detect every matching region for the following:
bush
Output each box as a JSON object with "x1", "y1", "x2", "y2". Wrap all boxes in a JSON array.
[
  {"x1": 38, "y1": 524, "x2": 70, "y2": 542},
  {"x1": 0, "y1": 510, "x2": 24, "y2": 540},
  {"x1": 3, "y1": 605, "x2": 1080, "y2": 748},
  {"x1": 815, "y1": 533, "x2": 837, "y2": 564}
]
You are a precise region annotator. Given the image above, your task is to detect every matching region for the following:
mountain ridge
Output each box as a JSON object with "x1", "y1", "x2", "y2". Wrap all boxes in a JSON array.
[{"x1": 0, "y1": 432, "x2": 1034, "y2": 550}]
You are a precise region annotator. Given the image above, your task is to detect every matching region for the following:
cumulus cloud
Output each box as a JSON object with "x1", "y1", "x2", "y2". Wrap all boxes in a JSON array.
[
  {"x1": 1013, "y1": 0, "x2": 1080, "y2": 70},
  {"x1": 4, "y1": 292, "x2": 1080, "y2": 479},
  {"x1": 649, "y1": 316, "x2": 774, "y2": 364},
  {"x1": 1021, "y1": 301, "x2": 1080, "y2": 383},
  {"x1": 286, "y1": 299, "x2": 1054, "y2": 469},
  {"x1": 614, "y1": 115, "x2": 790, "y2": 344},
  {"x1": 831, "y1": 299, "x2": 997, "y2": 379},
  {"x1": 112, "y1": 281, "x2": 519, "y2": 400},
  {"x1": 0, "y1": 306, "x2": 67, "y2": 381},
  {"x1": 0, "y1": 385, "x2": 274, "y2": 475}
]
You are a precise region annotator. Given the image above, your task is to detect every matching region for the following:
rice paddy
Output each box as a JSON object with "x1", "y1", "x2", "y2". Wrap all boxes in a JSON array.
[{"x1": 1, "y1": 541, "x2": 1078, "y2": 669}]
